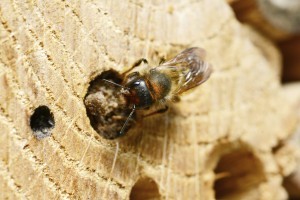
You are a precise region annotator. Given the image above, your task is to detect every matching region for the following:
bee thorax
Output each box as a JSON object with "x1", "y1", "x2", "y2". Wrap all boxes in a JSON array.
[
  {"x1": 147, "y1": 70, "x2": 172, "y2": 100},
  {"x1": 125, "y1": 78, "x2": 154, "y2": 109}
]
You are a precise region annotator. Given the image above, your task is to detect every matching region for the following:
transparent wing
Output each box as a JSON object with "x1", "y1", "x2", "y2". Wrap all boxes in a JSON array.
[{"x1": 156, "y1": 47, "x2": 212, "y2": 95}]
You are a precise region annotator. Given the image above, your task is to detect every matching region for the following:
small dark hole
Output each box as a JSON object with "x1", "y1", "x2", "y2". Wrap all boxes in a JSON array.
[
  {"x1": 84, "y1": 70, "x2": 136, "y2": 139},
  {"x1": 30, "y1": 105, "x2": 55, "y2": 139}
]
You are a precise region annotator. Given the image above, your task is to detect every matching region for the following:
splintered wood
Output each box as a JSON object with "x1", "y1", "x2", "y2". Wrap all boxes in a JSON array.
[{"x1": 0, "y1": 0, "x2": 299, "y2": 199}]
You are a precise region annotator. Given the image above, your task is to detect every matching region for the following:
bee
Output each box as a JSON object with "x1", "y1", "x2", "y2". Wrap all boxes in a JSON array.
[{"x1": 103, "y1": 47, "x2": 212, "y2": 137}]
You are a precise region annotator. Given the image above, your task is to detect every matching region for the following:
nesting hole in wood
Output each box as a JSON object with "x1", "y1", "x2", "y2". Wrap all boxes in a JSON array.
[
  {"x1": 30, "y1": 105, "x2": 55, "y2": 139},
  {"x1": 282, "y1": 173, "x2": 300, "y2": 200},
  {"x1": 130, "y1": 176, "x2": 161, "y2": 200},
  {"x1": 213, "y1": 148, "x2": 266, "y2": 199},
  {"x1": 84, "y1": 70, "x2": 136, "y2": 139}
]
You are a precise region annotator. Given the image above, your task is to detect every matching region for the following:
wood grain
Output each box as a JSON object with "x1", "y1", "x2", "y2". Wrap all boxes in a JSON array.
[{"x1": 0, "y1": 0, "x2": 299, "y2": 199}]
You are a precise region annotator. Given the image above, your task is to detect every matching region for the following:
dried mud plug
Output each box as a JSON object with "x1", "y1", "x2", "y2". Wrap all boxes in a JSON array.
[
  {"x1": 84, "y1": 70, "x2": 136, "y2": 139},
  {"x1": 30, "y1": 105, "x2": 55, "y2": 139}
]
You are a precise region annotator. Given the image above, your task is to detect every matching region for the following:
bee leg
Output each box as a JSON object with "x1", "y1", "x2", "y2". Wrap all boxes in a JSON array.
[
  {"x1": 159, "y1": 57, "x2": 166, "y2": 65},
  {"x1": 133, "y1": 58, "x2": 148, "y2": 67},
  {"x1": 122, "y1": 58, "x2": 148, "y2": 75},
  {"x1": 143, "y1": 106, "x2": 169, "y2": 118},
  {"x1": 118, "y1": 105, "x2": 136, "y2": 136},
  {"x1": 102, "y1": 79, "x2": 129, "y2": 90}
]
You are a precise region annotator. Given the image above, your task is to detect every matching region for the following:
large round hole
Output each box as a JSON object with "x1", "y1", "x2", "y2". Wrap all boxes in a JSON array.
[
  {"x1": 130, "y1": 176, "x2": 161, "y2": 200},
  {"x1": 84, "y1": 70, "x2": 136, "y2": 139},
  {"x1": 30, "y1": 105, "x2": 55, "y2": 139},
  {"x1": 213, "y1": 148, "x2": 266, "y2": 199}
]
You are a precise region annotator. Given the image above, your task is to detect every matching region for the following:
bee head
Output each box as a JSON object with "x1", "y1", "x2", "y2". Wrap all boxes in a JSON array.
[{"x1": 124, "y1": 76, "x2": 154, "y2": 109}]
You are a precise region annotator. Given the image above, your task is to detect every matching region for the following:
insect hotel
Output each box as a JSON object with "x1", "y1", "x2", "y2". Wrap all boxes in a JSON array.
[{"x1": 1, "y1": 0, "x2": 300, "y2": 199}]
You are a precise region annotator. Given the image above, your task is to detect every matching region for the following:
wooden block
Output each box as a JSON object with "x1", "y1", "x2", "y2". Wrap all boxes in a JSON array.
[{"x1": 0, "y1": 0, "x2": 299, "y2": 199}]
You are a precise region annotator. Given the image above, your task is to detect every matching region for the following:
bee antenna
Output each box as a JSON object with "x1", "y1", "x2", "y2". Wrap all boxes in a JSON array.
[
  {"x1": 119, "y1": 105, "x2": 136, "y2": 136},
  {"x1": 102, "y1": 79, "x2": 129, "y2": 90}
]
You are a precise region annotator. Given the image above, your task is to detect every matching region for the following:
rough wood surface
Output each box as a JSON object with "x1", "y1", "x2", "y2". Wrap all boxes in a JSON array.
[
  {"x1": 229, "y1": 0, "x2": 300, "y2": 82},
  {"x1": 0, "y1": 0, "x2": 299, "y2": 199},
  {"x1": 230, "y1": 0, "x2": 292, "y2": 41}
]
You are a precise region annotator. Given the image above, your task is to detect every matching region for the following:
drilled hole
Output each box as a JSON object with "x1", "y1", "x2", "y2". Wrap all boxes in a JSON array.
[
  {"x1": 84, "y1": 70, "x2": 136, "y2": 139},
  {"x1": 213, "y1": 148, "x2": 266, "y2": 199},
  {"x1": 130, "y1": 176, "x2": 161, "y2": 200},
  {"x1": 282, "y1": 172, "x2": 300, "y2": 200},
  {"x1": 30, "y1": 105, "x2": 55, "y2": 139}
]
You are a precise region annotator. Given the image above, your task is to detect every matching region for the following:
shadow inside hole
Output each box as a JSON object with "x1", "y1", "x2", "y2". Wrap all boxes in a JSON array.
[
  {"x1": 282, "y1": 172, "x2": 300, "y2": 200},
  {"x1": 213, "y1": 149, "x2": 266, "y2": 200},
  {"x1": 130, "y1": 176, "x2": 161, "y2": 200},
  {"x1": 30, "y1": 105, "x2": 55, "y2": 139}
]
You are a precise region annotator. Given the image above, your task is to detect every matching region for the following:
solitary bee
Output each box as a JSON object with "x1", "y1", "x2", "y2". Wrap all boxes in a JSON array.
[{"x1": 104, "y1": 47, "x2": 212, "y2": 136}]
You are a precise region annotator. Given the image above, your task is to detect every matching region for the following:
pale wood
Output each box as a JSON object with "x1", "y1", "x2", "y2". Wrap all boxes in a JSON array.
[
  {"x1": 229, "y1": 0, "x2": 300, "y2": 82},
  {"x1": 229, "y1": 0, "x2": 292, "y2": 41},
  {"x1": 0, "y1": 0, "x2": 299, "y2": 199}
]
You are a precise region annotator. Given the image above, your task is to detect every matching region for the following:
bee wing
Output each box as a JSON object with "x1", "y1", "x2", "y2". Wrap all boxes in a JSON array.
[{"x1": 157, "y1": 47, "x2": 212, "y2": 96}]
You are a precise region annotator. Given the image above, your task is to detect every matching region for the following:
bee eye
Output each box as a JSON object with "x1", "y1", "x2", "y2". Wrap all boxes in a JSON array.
[{"x1": 133, "y1": 81, "x2": 140, "y2": 86}]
